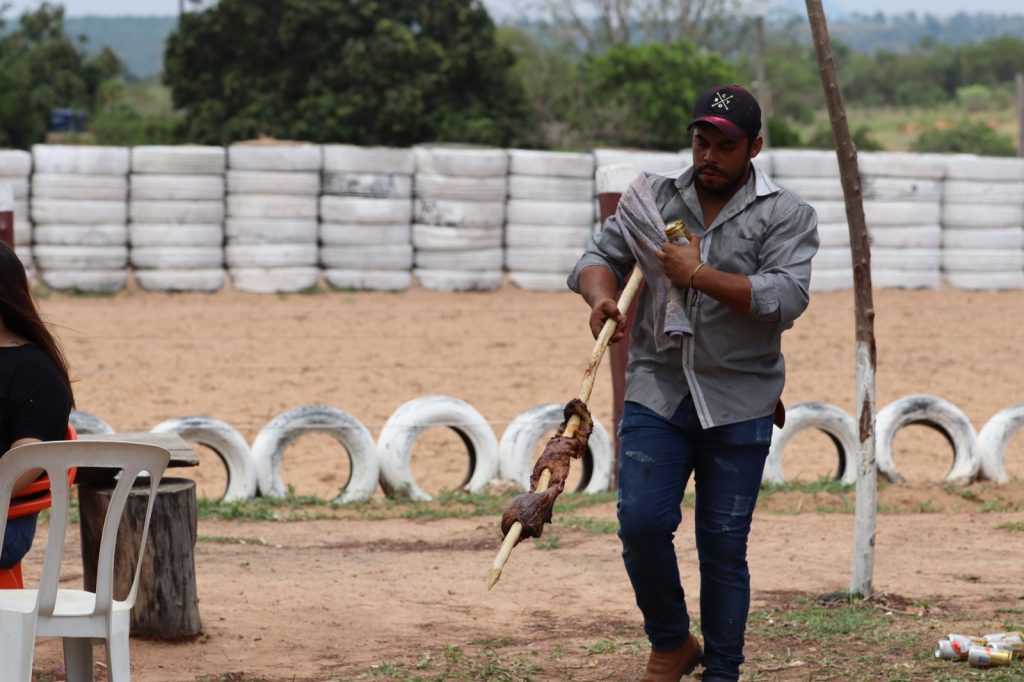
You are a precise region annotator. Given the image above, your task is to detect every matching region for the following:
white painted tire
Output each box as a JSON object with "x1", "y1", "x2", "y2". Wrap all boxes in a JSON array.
[
  {"x1": 152, "y1": 416, "x2": 257, "y2": 502},
  {"x1": 977, "y1": 405, "x2": 1024, "y2": 483},
  {"x1": 943, "y1": 271, "x2": 1024, "y2": 291},
  {"x1": 129, "y1": 200, "x2": 225, "y2": 225},
  {"x1": 34, "y1": 245, "x2": 128, "y2": 270},
  {"x1": 130, "y1": 174, "x2": 225, "y2": 201},
  {"x1": 322, "y1": 145, "x2": 415, "y2": 174},
  {"x1": 135, "y1": 268, "x2": 225, "y2": 292},
  {"x1": 40, "y1": 269, "x2": 126, "y2": 292},
  {"x1": 861, "y1": 177, "x2": 942, "y2": 202},
  {"x1": 941, "y1": 249, "x2": 1023, "y2": 272},
  {"x1": 809, "y1": 267, "x2": 853, "y2": 292},
  {"x1": 508, "y1": 149, "x2": 594, "y2": 178},
  {"x1": 943, "y1": 203, "x2": 1024, "y2": 229},
  {"x1": 943, "y1": 179, "x2": 1022, "y2": 205},
  {"x1": 505, "y1": 247, "x2": 582, "y2": 273},
  {"x1": 32, "y1": 145, "x2": 129, "y2": 175},
  {"x1": 507, "y1": 175, "x2": 595, "y2": 202},
  {"x1": 871, "y1": 247, "x2": 940, "y2": 271},
  {"x1": 507, "y1": 271, "x2": 570, "y2": 292},
  {"x1": 32, "y1": 173, "x2": 128, "y2": 201},
  {"x1": 131, "y1": 146, "x2": 226, "y2": 175},
  {"x1": 251, "y1": 404, "x2": 379, "y2": 504},
  {"x1": 777, "y1": 177, "x2": 844, "y2": 202},
  {"x1": 813, "y1": 247, "x2": 854, "y2": 270},
  {"x1": 497, "y1": 403, "x2": 613, "y2": 494},
  {"x1": 413, "y1": 145, "x2": 508, "y2": 177},
  {"x1": 857, "y1": 152, "x2": 945, "y2": 179},
  {"x1": 944, "y1": 154, "x2": 1024, "y2": 182},
  {"x1": 414, "y1": 268, "x2": 503, "y2": 291},
  {"x1": 229, "y1": 267, "x2": 319, "y2": 293},
  {"x1": 129, "y1": 224, "x2": 223, "y2": 247},
  {"x1": 377, "y1": 396, "x2": 499, "y2": 501},
  {"x1": 0, "y1": 150, "x2": 32, "y2": 176},
  {"x1": 33, "y1": 224, "x2": 127, "y2": 246},
  {"x1": 415, "y1": 247, "x2": 503, "y2": 271},
  {"x1": 505, "y1": 223, "x2": 591, "y2": 249},
  {"x1": 817, "y1": 223, "x2": 850, "y2": 248},
  {"x1": 414, "y1": 174, "x2": 507, "y2": 201},
  {"x1": 411, "y1": 224, "x2": 502, "y2": 250},
  {"x1": 319, "y1": 223, "x2": 410, "y2": 246},
  {"x1": 70, "y1": 409, "x2": 115, "y2": 435},
  {"x1": 506, "y1": 199, "x2": 594, "y2": 227},
  {"x1": 770, "y1": 149, "x2": 840, "y2": 178},
  {"x1": 592, "y1": 148, "x2": 687, "y2": 174},
  {"x1": 875, "y1": 395, "x2": 980, "y2": 485},
  {"x1": 763, "y1": 402, "x2": 859, "y2": 486},
  {"x1": 413, "y1": 199, "x2": 504, "y2": 228},
  {"x1": 872, "y1": 268, "x2": 940, "y2": 290},
  {"x1": 32, "y1": 199, "x2": 127, "y2": 225},
  {"x1": 225, "y1": 219, "x2": 318, "y2": 245},
  {"x1": 227, "y1": 144, "x2": 322, "y2": 172},
  {"x1": 131, "y1": 246, "x2": 223, "y2": 269},
  {"x1": 319, "y1": 196, "x2": 412, "y2": 224},
  {"x1": 809, "y1": 201, "x2": 849, "y2": 225},
  {"x1": 2, "y1": 176, "x2": 29, "y2": 200},
  {"x1": 226, "y1": 194, "x2": 317, "y2": 220},
  {"x1": 941, "y1": 228, "x2": 1023, "y2": 250},
  {"x1": 321, "y1": 244, "x2": 413, "y2": 270},
  {"x1": 869, "y1": 225, "x2": 941, "y2": 248},
  {"x1": 863, "y1": 201, "x2": 941, "y2": 227},
  {"x1": 596, "y1": 164, "x2": 640, "y2": 194},
  {"x1": 324, "y1": 268, "x2": 411, "y2": 292},
  {"x1": 226, "y1": 243, "x2": 317, "y2": 268},
  {"x1": 321, "y1": 172, "x2": 412, "y2": 198},
  {"x1": 226, "y1": 170, "x2": 320, "y2": 196}
]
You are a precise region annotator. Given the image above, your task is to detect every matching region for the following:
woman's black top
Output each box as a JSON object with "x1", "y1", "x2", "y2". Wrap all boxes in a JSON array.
[{"x1": 0, "y1": 345, "x2": 72, "y2": 453}]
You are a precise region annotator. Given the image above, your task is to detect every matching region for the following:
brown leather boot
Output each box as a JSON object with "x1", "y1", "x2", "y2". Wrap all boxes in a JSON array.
[{"x1": 639, "y1": 633, "x2": 702, "y2": 682}]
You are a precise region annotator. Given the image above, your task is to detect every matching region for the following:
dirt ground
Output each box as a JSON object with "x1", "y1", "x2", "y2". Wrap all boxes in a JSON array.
[{"x1": 19, "y1": 278, "x2": 1024, "y2": 681}]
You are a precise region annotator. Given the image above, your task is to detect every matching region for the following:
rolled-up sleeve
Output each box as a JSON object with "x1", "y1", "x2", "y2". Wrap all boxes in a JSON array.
[
  {"x1": 747, "y1": 202, "x2": 819, "y2": 323},
  {"x1": 566, "y1": 213, "x2": 636, "y2": 293}
]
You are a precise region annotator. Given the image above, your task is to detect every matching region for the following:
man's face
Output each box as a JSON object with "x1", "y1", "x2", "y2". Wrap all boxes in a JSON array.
[{"x1": 691, "y1": 123, "x2": 762, "y2": 197}]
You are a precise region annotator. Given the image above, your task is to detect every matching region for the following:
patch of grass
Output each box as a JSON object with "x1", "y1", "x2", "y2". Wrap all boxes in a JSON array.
[
  {"x1": 556, "y1": 515, "x2": 618, "y2": 534},
  {"x1": 197, "y1": 535, "x2": 268, "y2": 546},
  {"x1": 996, "y1": 521, "x2": 1024, "y2": 533},
  {"x1": 196, "y1": 493, "x2": 339, "y2": 522},
  {"x1": 980, "y1": 500, "x2": 1012, "y2": 513},
  {"x1": 533, "y1": 534, "x2": 562, "y2": 550},
  {"x1": 581, "y1": 638, "x2": 645, "y2": 655},
  {"x1": 366, "y1": 639, "x2": 544, "y2": 680},
  {"x1": 749, "y1": 595, "x2": 897, "y2": 645},
  {"x1": 760, "y1": 475, "x2": 853, "y2": 497}
]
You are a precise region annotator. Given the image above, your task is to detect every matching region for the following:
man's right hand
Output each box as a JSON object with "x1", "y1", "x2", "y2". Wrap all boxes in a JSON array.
[{"x1": 589, "y1": 298, "x2": 627, "y2": 343}]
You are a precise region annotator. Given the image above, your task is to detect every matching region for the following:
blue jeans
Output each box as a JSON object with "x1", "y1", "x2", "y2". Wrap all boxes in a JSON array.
[
  {"x1": 617, "y1": 398, "x2": 772, "y2": 682},
  {"x1": 1, "y1": 512, "x2": 38, "y2": 569}
]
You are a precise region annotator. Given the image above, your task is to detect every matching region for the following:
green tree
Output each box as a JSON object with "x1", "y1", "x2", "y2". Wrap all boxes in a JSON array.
[
  {"x1": 577, "y1": 41, "x2": 739, "y2": 149},
  {"x1": 163, "y1": 0, "x2": 529, "y2": 146},
  {"x1": 0, "y1": 3, "x2": 122, "y2": 148},
  {"x1": 911, "y1": 120, "x2": 1016, "y2": 157}
]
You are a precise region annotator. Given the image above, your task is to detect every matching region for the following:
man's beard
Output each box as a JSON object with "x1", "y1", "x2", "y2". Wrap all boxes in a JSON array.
[{"x1": 694, "y1": 163, "x2": 747, "y2": 197}]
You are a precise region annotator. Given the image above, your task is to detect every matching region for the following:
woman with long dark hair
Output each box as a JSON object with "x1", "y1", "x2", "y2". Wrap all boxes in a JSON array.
[{"x1": 0, "y1": 242, "x2": 74, "y2": 569}]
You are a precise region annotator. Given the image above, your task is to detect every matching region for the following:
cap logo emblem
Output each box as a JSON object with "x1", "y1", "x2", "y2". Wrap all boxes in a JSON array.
[{"x1": 711, "y1": 91, "x2": 734, "y2": 112}]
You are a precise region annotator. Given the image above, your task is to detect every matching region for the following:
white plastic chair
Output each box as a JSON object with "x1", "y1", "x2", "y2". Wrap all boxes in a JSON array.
[{"x1": 0, "y1": 440, "x2": 170, "y2": 682}]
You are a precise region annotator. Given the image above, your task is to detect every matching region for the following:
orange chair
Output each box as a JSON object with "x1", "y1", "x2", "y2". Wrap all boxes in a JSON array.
[{"x1": 0, "y1": 424, "x2": 77, "y2": 588}]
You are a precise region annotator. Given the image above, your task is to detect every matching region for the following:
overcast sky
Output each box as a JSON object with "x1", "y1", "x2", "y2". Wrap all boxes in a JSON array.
[{"x1": 0, "y1": 0, "x2": 1021, "y2": 19}]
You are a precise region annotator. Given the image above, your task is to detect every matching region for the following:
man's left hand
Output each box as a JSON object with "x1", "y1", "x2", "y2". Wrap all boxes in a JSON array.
[{"x1": 656, "y1": 234, "x2": 702, "y2": 288}]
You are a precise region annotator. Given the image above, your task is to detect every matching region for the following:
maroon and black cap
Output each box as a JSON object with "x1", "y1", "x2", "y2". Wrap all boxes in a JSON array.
[{"x1": 687, "y1": 84, "x2": 762, "y2": 141}]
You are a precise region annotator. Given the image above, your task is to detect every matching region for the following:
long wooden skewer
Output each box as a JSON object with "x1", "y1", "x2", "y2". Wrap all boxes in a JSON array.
[{"x1": 486, "y1": 263, "x2": 645, "y2": 590}]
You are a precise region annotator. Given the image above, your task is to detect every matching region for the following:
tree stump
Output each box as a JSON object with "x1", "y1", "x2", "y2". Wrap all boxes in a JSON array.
[{"x1": 78, "y1": 477, "x2": 202, "y2": 638}]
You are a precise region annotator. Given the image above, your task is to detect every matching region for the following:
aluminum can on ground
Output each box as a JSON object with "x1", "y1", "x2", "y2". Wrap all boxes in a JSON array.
[{"x1": 968, "y1": 645, "x2": 1013, "y2": 668}]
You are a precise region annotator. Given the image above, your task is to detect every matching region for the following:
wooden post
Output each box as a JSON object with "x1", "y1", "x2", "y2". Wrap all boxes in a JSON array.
[
  {"x1": 1016, "y1": 73, "x2": 1024, "y2": 158},
  {"x1": 79, "y1": 477, "x2": 203, "y2": 637},
  {"x1": 805, "y1": 0, "x2": 878, "y2": 598}
]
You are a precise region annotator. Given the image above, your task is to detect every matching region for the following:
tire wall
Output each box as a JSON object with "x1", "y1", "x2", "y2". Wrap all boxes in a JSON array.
[{"x1": 13, "y1": 146, "x2": 1023, "y2": 293}]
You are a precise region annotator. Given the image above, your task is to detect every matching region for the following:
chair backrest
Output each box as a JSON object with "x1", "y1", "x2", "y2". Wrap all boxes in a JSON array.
[{"x1": 0, "y1": 441, "x2": 170, "y2": 616}]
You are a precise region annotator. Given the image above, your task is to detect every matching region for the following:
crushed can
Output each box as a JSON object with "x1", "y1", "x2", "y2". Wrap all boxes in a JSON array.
[
  {"x1": 935, "y1": 639, "x2": 962, "y2": 660},
  {"x1": 968, "y1": 645, "x2": 1013, "y2": 668},
  {"x1": 949, "y1": 634, "x2": 985, "y2": 655}
]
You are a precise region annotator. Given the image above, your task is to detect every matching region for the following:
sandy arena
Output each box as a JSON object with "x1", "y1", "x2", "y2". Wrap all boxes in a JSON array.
[{"x1": 18, "y1": 280, "x2": 1024, "y2": 681}]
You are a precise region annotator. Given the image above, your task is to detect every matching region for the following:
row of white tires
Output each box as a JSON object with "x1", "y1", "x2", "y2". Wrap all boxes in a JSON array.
[
  {"x1": 764, "y1": 396, "x2": 1024, "y2": 487},
  {"x1": 69, "y1": 397, "x2": 615, "y2": 504}
]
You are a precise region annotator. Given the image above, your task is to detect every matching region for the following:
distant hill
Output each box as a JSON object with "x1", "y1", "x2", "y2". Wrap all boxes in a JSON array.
[{"x1": 65, "y1": 16, "x2": 177, "y2": 79}]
